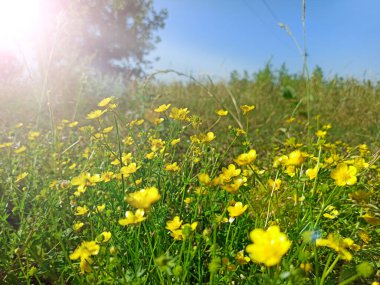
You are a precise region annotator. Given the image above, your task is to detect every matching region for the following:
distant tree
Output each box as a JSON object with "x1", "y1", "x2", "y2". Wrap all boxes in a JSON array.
[{"x1": 45, "y1": 0, "x2": 168, "y2": 79}]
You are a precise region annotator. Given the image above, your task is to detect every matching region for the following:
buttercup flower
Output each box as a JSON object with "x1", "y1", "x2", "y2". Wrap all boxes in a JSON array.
[
  {"x1": 235, "y1": 149, "x2": 257, "y2": 166},
  {"x1": 216, "y1": 109, "x2": 228, "y2": 116},
  {"x1": 154, "y1": 104, "x2": 171, "y2": 113},
  {"x1": 246, "y1": 226, "x2": 291, "y2": 267},
  {"x1": 166, "y1": 216, "x2": 183, "y2": 231},
  {"x1": 227, "y1": 202, "x2": 248, "y2": 217},
  {"x1": 331, "y1": 163, "x2": 357, "y2": 186},
  {"x1": 86, "y1": 109, "x2": 107, "y2": 119},
  {"x1": 316, "y1": 234, "x2": 355, "y2": 260},
  {"x1": 69, "y1": 241, "x2": 100, "y2": 274},
  {"x1": 240, "y1": 105, "x2": 255, "y2": 114},
  {"x1": 119, "y1": 209, "x2": 147, "y2": 225},
  {"x1": 126, "y1": 187, "x2": 161, "y2": 209}
]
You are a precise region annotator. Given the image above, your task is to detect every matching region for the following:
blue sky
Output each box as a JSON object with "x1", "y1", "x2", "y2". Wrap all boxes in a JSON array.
[{"x1": 149, "y1": 0, "x2": 380, "y2": 81}]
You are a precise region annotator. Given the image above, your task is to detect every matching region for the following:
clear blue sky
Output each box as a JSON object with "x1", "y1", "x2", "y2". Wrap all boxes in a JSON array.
[{"x1": 149, "y1": 0, "x2": 380, "y2": 81}]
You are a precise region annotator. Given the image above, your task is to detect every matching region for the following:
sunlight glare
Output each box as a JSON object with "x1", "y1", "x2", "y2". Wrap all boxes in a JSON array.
[{"x1": 0, "y1": 0, "x2": 42, "y2": 49}]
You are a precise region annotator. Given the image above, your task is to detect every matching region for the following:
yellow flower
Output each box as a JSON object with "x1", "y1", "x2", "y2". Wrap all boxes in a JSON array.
[
  {"x1": 240, "y1": 105, "x2": 255, "y2": 114},
  {"x1": 221, "y1": 164, "x2": 241, "y2": 182},
  {"x1": 315, "y1": 130, "x2": 327, "y2": 138},
  {"x1": 15, "y1": 146, "x2": 27, "y2": 154},
  {"x1": 119, "y1": 209, "x2": 147, "y2": 226},
  {"x1": 216, "y1": 109, "x2": 228, "y2": 116},
  {"x1": 68, "y1": 121, "x2": 78, "y2": 127},
  {"x1": 15, "y1": 172, "x2": 28, "y2": 183},
  {"x1": 227, "y1": 202, "x2": 248, "y2": 217},
  {"x1": 74, "y1": 206, "x2": 89, "y2": 216},
  {"x1": 306, "y1": 166, "x2": 319, "y2": 180},
  {"x1": 221, "y1": 177, "x2": 246, "y2": 193},
  {"x1": 235, "y1": 250, "x2": 250, "y2": 265},
  {"x1": 126, "y1": 187, "x2": 161, "y2": 209},
  {"x1": 71, "y1": 172, "x2": 101, "y2": 193},
  {"x1": 331, "y1": 163, "x2": 357, "y2": 186},
  {"x1": 98, "y1": 96, "x2": 114, "y2": 107},
  {"x1": 73, "y1": 222, "x2": 84, "y2": 231},
  {"x1": 235, "y1": 149, "x2": 257, "y2": 166},
  {"x1": 69, "y1": 241, "x2": 100, "y2": 274},
  {"x1": 164, "y1": 162, "x2": 180, "y2": 172},
  {"x1": 169, "y1": 107, "x2": 190, "y2": 121},
  {"x1": 361, "y1": 213, "x2": 380, "y2": 226},
  {"x1": 316, "y1": 234, "x2": 354, "y2": 261},
  {"x1": 100, "y1": 231, "x2": 112, "y2": 243},
  {"x1": 86, "y1": 109, "x2": 107, "y2": 119},
  {"x1": 154, "y1": 104, "x2": 171, "y2": 113},
  {"x1": 267, "y1": 178, "x2": 282, "y2": 191},
  {"x1": 28, "y1": 131, "x2": 40, "y2": 141},
  {"x1": 102, "y1": 126, "x2": 113, "y2": 133},
  {"x1": 166, "y1": 216, "x2": 183, "y2": 231},
  {"x1": 96, "y1": 204, "x2": 106, "y2": 213},
  {"x1": 120, "y1": 163, "x2": 139, "y2": 177},
  {"x1": 171, "y1": 138, "x2": 181, "y2": 146},
  {"x1": 286, "y1": 150, "x2": 306, "y2": 166},
  {"x1": 323, "y1": 205, "x2": 339, "y2": 219},
  {"x1": 198, "y1": 173, "x2": 211, "y2": 185},
  {"x1": 101, "y1": 171, "x2": 114, "y2": 182},
  {"x1": 246, "y1": 226, "x2": 291, "y2": 267}
]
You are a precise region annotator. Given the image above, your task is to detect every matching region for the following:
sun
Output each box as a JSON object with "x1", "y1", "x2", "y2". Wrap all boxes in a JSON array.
[{"x1": 0, "y1": 0, "x2": 42, "y2": 49}]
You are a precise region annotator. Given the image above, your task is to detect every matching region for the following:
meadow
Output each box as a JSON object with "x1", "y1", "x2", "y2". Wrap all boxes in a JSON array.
[{"x1": 0, "y1": 67, "x2": 379, "y2": 284}]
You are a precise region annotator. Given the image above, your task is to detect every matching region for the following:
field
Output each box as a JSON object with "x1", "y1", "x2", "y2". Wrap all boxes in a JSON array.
[{"x1": 0, "y1": 68, "x2": 379, "y2": 284}]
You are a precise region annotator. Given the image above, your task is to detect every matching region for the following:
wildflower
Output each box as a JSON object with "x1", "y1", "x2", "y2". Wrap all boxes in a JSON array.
[
  {"x1": 315, "y1": 130, "x2": 327, "y2": 138},
  {"x1": 286, "y1": 150, "x2": 306, "y2": 166},
  {"x1": 154, "y1": 104, "x2": 171, "y2": 113},
  {"x1": 101, "y1": 171, "x2": 114, "y2": 182},
  {"x1": 300, "y1": 262, "x2": 312, "y2": 272},
  {"x1": 171, "y1": 138, "x2": 181, "y2": 146},
  {"x1": 69, "y1": 121, "x2": 78, "y2": 127},
  {"x1": 74, "y1": 206, "x2": 89, "y2": 216},
  {"x1": 98, "y1": 96, "x2": 114, "y2": 107},
  {"x1": 216, "y1": 109, "x2": 228, "y2": 116},
  {"x1": 202, "y1": 132, "x2": 216, "y2": 143},
  {"x1": 165, "y1": 162, "x2": 180, "y2": 172},
  {"x1": 96, "y1": 204, "x2": 106, "y2": 213},
  {"x1": 361, "y1": 213, "x2": 380, "y2": 226},
  {"x1": 71, "y1": 172, "x2": 101, "y2": 193},
  {"x1": 69, "y1": 241, "x2": 100, "y2": 274},
  {"x1": 323, "y1": 205, "x2": 339, "y2": 219},
  {"x1": 198, "y1": 173, "x2": 211, "y2": 185},
  {"x1": 169, "y1": 107, "x2": 190, "y2": 121},
  {"x1": 111, "y1": 152, "x2": 133, "y2": 166},
  {"x1": 331, "y1": 163, "x2": 357, "y2": 186},
  {"x1": 15, "y1": 172, "x2": 28, "y2": 183},
  {"x1": 306, "y1": 166, "x2": 319, "y2": 180},
  {"x1": 246, "y1": 226, "x2": 291, "y2": 267},
  {"x1": 154, "y1": 118, "x2": 164, "y2": 125},
  {"x1": 120, "y1": 163, "x2": 139, "y2": 177},
  {"x1": 221, "y1": 177, "x2": 246, "y2": 193},
  {"x1": 240, "y1": 105, "x2": 255, "y2": 115},
  {"x1": 73, "y1": 222, "x2": 84, "y2": 231},
  {"x1": 235, "y1": 149, "x2": 257, "y2": 166},
  {"x1": 235, "y1": 250, "x2": 250, "y2": 265},
  {"x1": 316, "y1": 234, "x2": 355, "y2": 260},
  {"x1": 15, "y1": 146, "x2": 27, "y2": 154},
  {"x1": 86, "y1": 109, "x2": 107, "y2": 119},
  {"x1": 221, "y1": 164, "x2": 241, "y2": 182},
  {"x1": 126, "y1": 187, "x2": 161, "y2": 209},
  {"x1": 129, "y1": 119, "x2": 144, "y2": 127},
  {"x1": 227, "y1": 202, "x2": 248, "y2": 218},
  {"x1": 150, "y1": 138, "x2": 165, "y2": 152},
  {"x1": 27, "y1": 131, "x2": 40, "y2": 141},
  {"x1": 166, "y1": 216, "x2": 183, "y2": 231},
  {"x1": 268, "y1": 178, "x2": 282, "y2": 191},
  {"x1": 102, "y1": 126, "x2": 113, "y2": 133},
  {"x1": 119, "y1": 209, "x2": 146, "y2": 225},
  {"x1": 100, "y1": 231, "x2": 111, "y2": 243}
]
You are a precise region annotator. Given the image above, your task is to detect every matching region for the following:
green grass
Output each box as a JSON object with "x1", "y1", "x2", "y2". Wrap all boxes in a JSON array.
[{"x1": 0, "y1": 86, "x2": 379, "y2": 284}]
